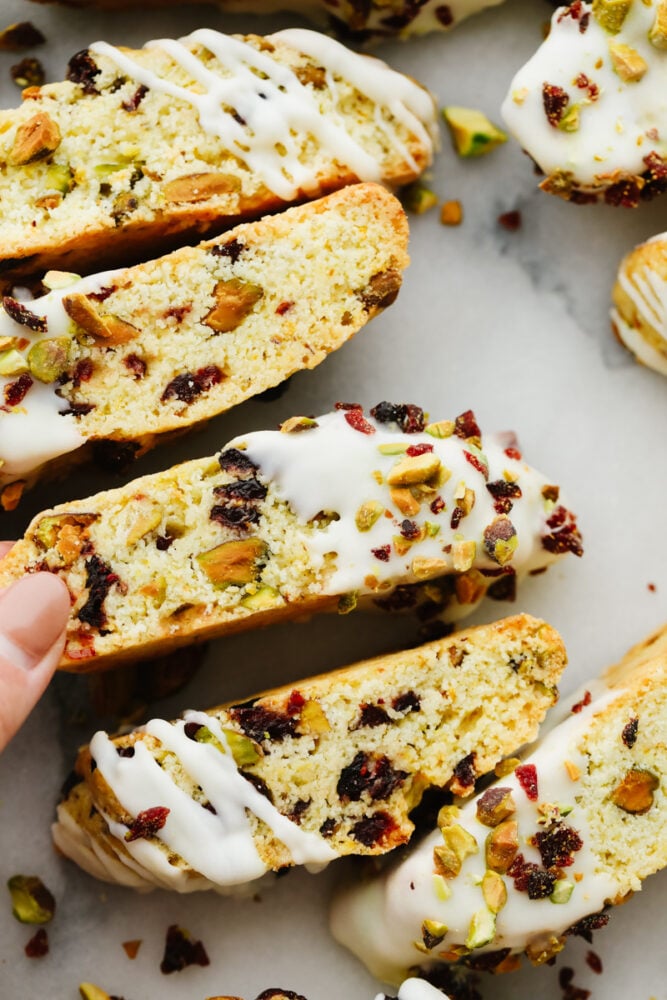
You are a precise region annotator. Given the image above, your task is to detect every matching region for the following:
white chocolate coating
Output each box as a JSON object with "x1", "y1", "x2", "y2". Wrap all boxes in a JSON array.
[
  {"x1": 90, "y1": 29, "x2": 436, "y2": 202},
  {"x1": 502, "y1": 1, "x2": 667, "y2": 190},
  {"x1": 612, "y1": 232, "x2": 667, "y2": 376},
  {"x1": 331, "y1": 685, "x2": 622, "y2": 985},
  {"x1": 232, "y1": 408, "x2": 579, "y2": 614},
  {"x1": 375, "y1": 978, "x2": 451, "y2": 1000}
]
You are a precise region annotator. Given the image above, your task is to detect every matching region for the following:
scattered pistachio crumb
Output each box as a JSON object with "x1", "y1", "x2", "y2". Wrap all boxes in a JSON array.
[
  {"x1": 402, "y1": 182, "x2": 439, "y2": 215},
  {"x1": 440, "y1": 200, "x2": 463, "y2": 226}
]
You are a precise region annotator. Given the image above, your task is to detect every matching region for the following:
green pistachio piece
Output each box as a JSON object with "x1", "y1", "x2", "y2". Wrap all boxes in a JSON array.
[
  {"x1": 425, "y1": 420, "x2": 455, "y2": 439},
  {"x1": 27, "y1": 337, "x2": 71, "y2": 383},
  {"x1": 481, "y1": 870, "x2": 507, "y2": 913},
  {"x1": 432, "y1": 873, "x2": 452, "y2": 901},
  {"x1": 550, "y1": 879, "x2": 574, "y2": 904},
  {"x1": 221, "y1": 728, "x2": 262, "y2": 767},
  {"x1": 442, "y1": 106, "x2": 507, "y2": 157},
  {"x1": 558, "y1": 105, "x2": 581, "y2": 133},
  {"x1": 338, "y1": 591, "x2": 358, "y2": 615},
  {"x1": 403, "y1": 183, "x2": 438, "y2": 215},
  {"x1": 592, "y1": 0, "x2": 631, "y2": 33},
  {"x1": 42, "y1": 270, "x2": 81, "y2": 290},
  {"x1": 7, "y1": 875, "x2": 55, "y2": 924},
  {"x1": 377, "y1": 442, "x2": 408, "y2": 455},
  {"x1": 79, "y1": 985, "x2": 111, "y2": 1000},
  {"x1": 241, "y1": 585, "x2": 280, "y2": 611},
  {"x1": 0, "y1": 349, "x2": 29, "y2": 377},
  {"x1": 422, "y1": 918, "x2": 448, "y2": 949},
  {"x1": 433, "y1": 824, "x2": 478, "y2": 878},
  {"x1": 465, "y1": 907, "x2": 496, "y2": 950},
  {"x1": 45, "y1": 163, "x2": 74, "y2": 194},
  {"x1": 196, "y1": 538, "x2": 267, "y2": 589},
  {"x1": 355, "y1": 500, "x2": 384, "y2": 532}
]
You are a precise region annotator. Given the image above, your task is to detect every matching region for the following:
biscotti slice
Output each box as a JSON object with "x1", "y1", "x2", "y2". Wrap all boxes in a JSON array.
[
  {"x1": 52, "y1": 614, "x2": 566, "y2": 892},
  {"x1": 611, "y1": 232, "x2": 667, "y2": 376},
  {"x1": 0, "y1": 402, "x2": 583, "y2": 671},
  {"x1": 331, "y1": 622, "x2": 667, "y2": 984},
  {"x1": 0, "y1": 27, "x2": 436, "y2": 283},
  {"x1": 501, "y1": 0, "x2": 667, "y2": 205},
  {"x1": 0, "y1": 183, "x2": 408, "y2": 504},
  {"x1": 29, "y1": 0, "x2": 505, "y2": 43}
]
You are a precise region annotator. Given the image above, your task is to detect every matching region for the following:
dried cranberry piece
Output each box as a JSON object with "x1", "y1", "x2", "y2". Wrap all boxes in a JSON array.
[
  {"x1": 160, "y1": 925, "x2": 210, "y2": 974},
  {"x1": 335, "y1": 401, "x2": 362, "y2": 411},
  {"x1": 450, "y1": 506, "x2": 464, "y2": 530},
  {"x1": 435, "y1": 4, "x2": 453, "y2": 25},
  {"x1": 465, "y1": 948, "x2": 512, "y2": 972},
  {"x1": 287, "y1": 798, "x2": 310, "y2": 824},
  {"x1": 507, "y1": 854, "x2": 555, "y2": 898},
  {"x1": 498, "y1": 210, "x2": 522, "y2": 232},
  {"x1": 533, "y1": 821, "x2": 583, "y2": 868},
  {"x1": 541, "y1": 505, "x2": 583, "y2": 557},
  {"x1": 392, "y1": 690, "x2": 420, "y2": 714},
  {"x1": 559, "y1": 967, "x2": 591, "y2": 1000},
  {"x1": 218, "y1": 447, "x2": 258, "y2": 476},
  {"x1": 400, "y1": 519, "x2": 420, "y2": 540},
  {"x1": 275, "y1": 300, "x2": 293, "y2": 315},
  {"x1": 210, "y1": 238, "x2": 245, "y2": 263},
  {"x1": 337, "y1": 751, "x2": 407, "y2": 802},
  {"x1": 487, "y1": 572, "x2": 516, "y2": 602},
  {"x1": 372, "y1": 545, "x2": 391, "y2": 562},
  {"x1": 4, "y1": 372, "x2": 33, "y2": 407},
  {"x1": 230, "y1": 705, "x2": 297, "y2": 743},
  {"x1": 60, "y1": 400, "x2": 95, "y2": 417},
  {"x1": 25, "y1": 928, "x2": 49, "y2": 959},
  {"x1": 214, "y1": 479, "x2": 266, "y2": 503},
  {"x1": 430, "y1": 496, "x2": 445, "y2": 515},
  {"x1": 123, "y1": 353, "x2": 147, "y2": 379},
  {"x1": 558, "y1": 0, "x2": 590, "y2": 31},
  {"x1": 604, "y1": 178, "x2": 642, "y2": 208},
  {"x1": 406, "y1": 443, "x2": 433, "y2": 456},
  {"x1": 515, "y1": 763, "x2": 538, "y2": 801},
  {"x1": 355, "y1": 703, "x2": 391, "y2": 728},
  {"x1": 486, "y1": 479, "x2": 522, "y2": 514},
  {"x1": 621, "y1": 717, "x2": 639, "y2": 748},
  {"x1": 374, "y1": 585, "x2": 419, "y2": 612},
  {"x1": 66, "y1": 49, "x2": 101, "y2": 93},
  {"x1": 77, "y1": 554, "x2": 120, "y2": 630},
  {"x1": 642, "y1": 152, "x2": 667, "y2": 200},
  {"x1": 451, "y1": 752, "x2": 476, "y2": 792},
  {"x1": 350, "y1": 810, "x2": 399, "y2": 848},
  {"x1": 2, "y1": 296, "x2": 47, "y2": 332},
  {"x1": 586, "y1": 950, "x2": 603, "y2": 974},
  {"x1": 161, "y1": 365, "x2": 223, "y2": 404},
  {"x1": 369, "y1": 401, "x2": 425, "y2": 433},
  {"x1": 210, "y1": 478, "x2": 267, "y2": 531},
  {"x1": 505, "y1": 446, "x2": 522, "y2": 460},
  {"x1": 125, "y1": 806, "x2": 170, "y2": 842},
  {"x1": 155, "y1": 534, "x2": 174, "y2": 551},
  {"x1": 343, "y1": 408, "x2": 375, "y2": 435},
  {"x1": 542, "y1": 83, "x2": 569, "y2": 127},
  {"x1": 117, "y1": 746, "x2": 135, "y2": 758},
  {"x1": 319, "y1": 818, "x2": 336, "y2": 838},
  {"x1": 571, "y1": 689, "x2": 591, "y2": 713},
  {"x1": 464, "y1": 450, "x2": 489, "y2": 480},
  {"x1": 454, "y1": 409, "x2": 481, "y2": 440},
  {"x1": 72, "y1": 358, "x2": 94, "y2": 386},
  {"x1": 122, "y1": 83, "x2": 148, "y2": 111},
  {"x1": 239, "y1": 770, "x2": 274, "y2": 802},
  {"x1": 566, "y1": 912, "x2": 609, "y2": 942}
]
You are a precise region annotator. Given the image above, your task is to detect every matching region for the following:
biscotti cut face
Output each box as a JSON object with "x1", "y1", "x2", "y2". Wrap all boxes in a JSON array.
[
  {"x1": 331, "y1": 623, "x2": 667, "y2": 984},
  {"x1": 0, "y1": 183, "x2": 409, "y2": 504},
  {"x1": 501, "y1": 0, "x2": 667, "y2": 205},
  {"x1": 612, "y1": 232, "x2": 667, "y2": 376},
  {"x1": 0, "y1": 28, "x2": 436, "y2": 283},
  {"x1": 52, "y1": 615, "x2": 566, "y2": 892},
  {"x1": 0, "y1": 403, "x2": 583, "y2": 671},
  {"x1": 29, "y1": 0, "x2": 505, "y2": 43}
]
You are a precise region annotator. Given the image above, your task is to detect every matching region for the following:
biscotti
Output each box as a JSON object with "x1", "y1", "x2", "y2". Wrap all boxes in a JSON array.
[
  {"x1": 0, "y1": 27, "x2": 436, "y2": 282},
  {"x1": 501, "y1": 0, "x2": 667, "y2": 205},
  {"x1": 29, "y1": 0, "x2": 505, "y2": 43},
  {"x1": 331, "y1": 622, "x2": 667, "y2": 983},
  {"x1": 0, "y1": 403, "x2": 583, "y2": 671},
  {"x1": 612, "y1": 232, "x2": 667, "y2": 376},
  {"x1": 52, "y1": 615, "x2": 566, "y2": 891},
  {"x1": 0, "y1": 183, "x2": 409, "y2": 504}
]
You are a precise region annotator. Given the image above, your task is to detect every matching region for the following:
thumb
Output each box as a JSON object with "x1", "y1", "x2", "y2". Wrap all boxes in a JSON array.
[{"x1": 0, "y1": 573, "x2": 71, "y2": 751}]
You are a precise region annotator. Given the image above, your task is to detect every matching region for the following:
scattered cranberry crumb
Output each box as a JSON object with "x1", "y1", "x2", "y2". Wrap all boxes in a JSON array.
[
  {"x1": 125, "y1": 806, "x2": 170, "y2": 842},
  {"x1": 335, "y1": 401, "x2": 362, "y2": 410},
  {"x1": 621, "y1": 716, "x2": 639, "y2": 748},
  {"x1": 160, "y1": 925, "x2": 210, "y2": 974},
  {"x1": 464, "y1": 449, "x2": 489, "y2": 479},
  {"x1": 542, "y1": 83, "x2": 569, "y2": 127},
  {"x1": 275, "y1": 300, "x2": 293, "y2": 315},
  {"x1": 559, "y1": 966, "x2": 591, "y2": 1000},
  {"x1": 515, "y1": 763, "x2": 538, "y2": 800},
  {"x1": 571, "y1": 690, "x2": 591, "y2": 714},
  {"x1": 344, "y1": 408, "x2": 375, "y2": 434},
  {"x1": 25, "y1": 928, "x2": 48, "y2": 958},
  {"x1": 286, "y1": 689, "x2": 306, "y2": 715},
  {"x1": 372, "y1": 545, "x2": 391, "y2": 562},
  {"x1": 406, "y1": 443, "x2": 433, "y2": 456},
  {"x1": 430, "y1": 496, "x2": 445, "y2": 515},
  {"x1": 505, "y1": 446, "x2": 522, "y2": 460},
  {"x1": 586, "y1": 950, "x2": 603, "y2": 974},
  {"x1": 4, "y1": 372, "x2": 32, "y2": 408},
  {"x1": 498, "y1": 210, "x2": 522, "y2": 231},
  {"x1": 400, "y1": 519, "x2": 420, "y2": 540},
  {"x1": 648, "y1": 582, "x2": 656, "y2": 593},
  {"x1": 453, "y1": 409, "x2": 481, "y2": 440},
  {"x1": 122, "y1": 939, "x2": 142, "y2": 959}
]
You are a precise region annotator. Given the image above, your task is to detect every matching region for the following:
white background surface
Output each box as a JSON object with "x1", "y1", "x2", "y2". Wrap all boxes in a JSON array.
[{"x1": 0, "y1": 0, "x2": 666, "y2": 997}]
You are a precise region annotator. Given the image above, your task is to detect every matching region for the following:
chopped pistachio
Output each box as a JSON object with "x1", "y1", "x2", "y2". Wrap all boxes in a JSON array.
[
  {"x1": 377, "y1": 442, "x2": 408, "y2": 455},
  {"x1": 425, "y1": 521, "x2": 440, "y2": 538},
  {"x1": 279, "y1": 416, "x2": 318, "y2": 433},
  {"x1": 241, "y1": 585, "x2": 280, "y2": 611},
  {"x1": 27, "y1": 337, "x2": 70, "y2": 383},
  {"x1": 440, "y1": 200, "x2": 463, "y2": 227},
  {"x1": 126, "y1": 506, "x2": 163, "y2": 546},
  {"x1": 355, "y1": 499, "x2": 384, "y2": 532},
  {"x1": 550, "y1": 879, "x2": 574, "y2": 904},
  {"x1": 403, "y1": 182, "x2": 438, "y2": 215},
  {"x1": 33, "y1": 512, "x2": 97, "y2": 550},
  {"x1": 7, "y1": 875, "x2": 55, "y2": 924},
  {"x1": 650, "y1": 0, "x2": 667, "y2": 47},
  {"x1": 338, "y1": 591, "x2": 358, "y2": 615},
  {"x1": 387, "y1": 452, "x2": 442, "y2": 487},
  {"x1": 0, "y1": 348, "x2": 29, "y2": 377},
  {"x1": 442, "y1": 106, "x2": 508, "y2": 157},
  {"x1": 437, "y1": 804, "x2": 461, "y2": 829},
  {"x1": 45, "y1": 163, "x2": 74, "y2": 194},
  {"x1": 525, "y1": 934, "x2": 566, "y2": 965},
  {"x1": 79, "y1": 985, "x2": 111, "y2": 1000},
  {"x1": 203, "y1": 278, "x2": 263, "y2": 333},
  {"x1": 425, "y1": 420, "x2": 455, "y2": 439},
  {"x1": 432, "y1": 873, "x2": 452, "y2": 901},
  {"x1": 485, "y1": 819, "x2": 519, "y2": 873},
  {"x1": 390, "y1": 487, "x2": 421, "y2": 517},
  {"x1": 558, "y1": 104, "x2": 581, "y2": 133},
  {"x1": 221, "y1": 728, "x2": 262, "y2": 767},
  {"x1": 9, "y1": 112, "x2": 61, "y2": 165},
  {"x1": 592, "y1": 0, "x2": 631, "y2": 32},
  {"x1": 412, "y1": 556, "x2": 448, "y2": 579},
  {"x1": 611, "y1": 767, "x2": 659, "y2": 814},
  {"x1": 433, "y1": 824, "x2": 478, "y2": 878},
  {"x1": 297, "y1": 699, "x2": 331, "y2": 736},
  {"x1": 476, "y1": 787, "x2": 516, "y2": 827},
  {"x1": 481, "y1": 870, "x2": 507, "y2": 913},
  {"x1": 609, "y1": 41, "x2": 648, "y2": 80},
  {"x1": 466, "y1": 907, "x2": 496, "y2": 950},
  {"x1": 196, "y1": 537, "x2": 267, "y2": 589},
  {"x1": 42, "y1": 269, "x2": 80, "y2": 290},
  {"x1": 421, "y1": 918, "x2": 448, "y2": 949},
  {"x1": 451, "y1": 539, "x2": 476, "y2": 572}
]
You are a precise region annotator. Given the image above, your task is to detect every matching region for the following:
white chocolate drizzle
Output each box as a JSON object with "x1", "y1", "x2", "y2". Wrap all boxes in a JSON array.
[
  {"x1": 232, "y1": 408, "x2": 577, "y2": 614},
  {"x1": 89, "y1": 28, "x2": 436, "y2": 201},
  {"x1": 502, "y1": 0, "x2": 667, "y2": 188},
  {"x1": 374, "y1": 978, "x2": 451, "y2": 1000},
  {"x1": 0, "y1": 270, "x2": 124, "y2": 484},
  {"x1": 331, "y1": 688, "x2": 622, "y2": 985},
  {"x1": 81, "y1": 709, "x2": 337, "y2": 893},
  {"x1": 612, "y1": 234, "x2": 667, "y2": 376}
]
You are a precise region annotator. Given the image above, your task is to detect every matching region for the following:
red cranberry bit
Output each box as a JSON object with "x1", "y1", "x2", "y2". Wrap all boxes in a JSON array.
[
  {"x1": 430, "y1": 496, "x2": 445, "y2": 515},
  {"x1": 515, "y1": 763, "x2": 538, "y2": 800},
  {"x1": 77, "y1": 554, "x2": 120, "y2": 630},
  {"x1": 217, "y1": 447, "x2": 258, "y2": 476},
  {"x1": 161, "y1": 365, "x2": 223, "y2": 404},
  {"x1": 210, "y1": 237, "x2": 245, "y2": 263},
  {"x1": 4, "y1": 372, "x2": 33, "y2": 408},
  {"x1": 123, "y1": 353, "x2": 147, "y2": 380},
  {"x1": 604, "y1": 177, "x2": 642, "y2": 208},
  {"x1": 287, "y1": 798, "x2": 310, "y2": 824},
  {"x1": 487, "y1": 572, "x2": 517, "y2": 602},
  {"x1": 355, "y1": 703, "x2": 391, "y2": 728},
  {"x1": 533, "y1": 821, "x2": 583, "y2": 868},
  {"x1": 507, "y1": 854, "x2": 555, "y2": 899},
  {"x1": 451, "y1": 752, "x2": 476, "y2": 792},
  {"x1": 571, "y1": 690, "x2": 591, "y2": 713},
  {"x1": 400, "y1": 519, "x2": 420, "y2": 540},
  {"x1": 558, "y1": 0, "x2": 590, "y2": 31},
  {"x1": 350, "y1": 810, "x2": 400, "y2": 848},
  {"x1": 275, "y1": 300, "x2": 293, "y2": 315},
  {"x1": 122, "y1": 83, "x2": 148, "y2": 112},
  {"x1": 406, "y1": 443, "x2": 433, "y2": 457},
  {"x1": 160, "y1": 924, "x2": 210, "y2": 974},
  {"x1": 344, "y1": 408, "x2": 375, "y2": 435},
  {"x1": 574, "y1": 72, "x2": 599, "y2": 100},
  {"x1": 559, "y1": 967, "x2": 591, "y2": 1000},
  {"x1": 435, "y1": 4, "x2": 453, "y2": 24},
  {"x1": 498, "y1": 210, "x2": 522, "y2": 231},
  {"x1": 66, "y1": 48, "x2": 101, "y2": 93},
  {"x1": 372, "y1": 545, "x2": 391, "y2": 562},
  {"x1": 210, "y1": 478, "x2": 266, "y2": 531},
  {"x1": 392, "y1": 690, "x2": 421, "y2": 714},
  {"x1": 542, "y1": 505, "x2": 584, "y2": 557},
  {"x1": 543, "y1": 83, "x2": 569, "y2": 127},
  {"x1": 370, "y1": 401, "x2": 425, "y2": 433},
  {"x1": 335, "y1": 401, "x2": 362, "y2": 410},
  {"x1": 25, "y1": 928, "x2": 49, "y2": 959},
  {"x1": 505, "y1": 446, "x2": 522, "y2": 460},
  {"x1": 337, "y1": 751, "x2": 407, "y2": 802},
  {"x1": 125, "y1": 806, "x2": 170, "y2": 842},
  {"x1": 71, "y1": 357, "x2": 94, "y2": 386},
  {"x1": 286, "y1": 689, "x2": 306, "y2": 715},
  {"x1": 454, "y1": 409, "x2": 481, "y2": 440},
  {"x1": 164, "y1": 304, "x2": 192, "y2": 322},
  {"x1": 464, "y1": 450, "x2": 489, "y2": 479},
  {"x1": 586, "y1": 950, "x2": 603, "y2": 974},
  {"x1": 319, "y1": 817, "x2": 336, "y2": 838},
  {"x1": 450, "y1": 506, "x2": 464, "y2": 530},
  {"x1": 566, "y1": 912, "x2": 609, "y2": 942},
  {"x1": 648, "y1": 582, "x2": 657, "y2": 593},
  {"x1": 2, "y1": 296, "x2": 47, "y2": 332},
  {"x1": 621, "y1": 716, "x2": 639, "y2": 748},
  {"x1": 230, "y1": 704, "x2": 297, "y2": 742}
]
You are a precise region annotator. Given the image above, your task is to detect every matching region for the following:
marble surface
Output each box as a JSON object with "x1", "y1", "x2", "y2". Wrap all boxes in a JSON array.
[{"x1": 0, "y1": 1, "x2": 666, "y2": 998}]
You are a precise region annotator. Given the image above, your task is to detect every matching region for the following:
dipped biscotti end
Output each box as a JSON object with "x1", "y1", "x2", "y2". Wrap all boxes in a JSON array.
[
  {"x1": 0, "y1": 27, "x2": 436, "y2": 283},
  {"x1": 53, "y1": 613, "x2": 566, "y2": 892},
  {"x1": 611, "y1": 231, "x2": 667, "y2": 376},
  {"x1": 0, "y1": 182, "x2": 408, "y2": 505},
  {"x1": 331, "y1": 621, "x2": 667, "y2": 984},
  {"x1": 0, "y1": 403, "x2": 583, "y2": 671}
]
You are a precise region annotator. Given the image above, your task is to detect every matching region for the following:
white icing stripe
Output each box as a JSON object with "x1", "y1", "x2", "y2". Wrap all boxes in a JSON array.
[
  {"x1": 374, "y1": 979, "x2": 450, "y2": 1000},
  {"x1": 331, "y1": 690, "x2": 623, "y2": 984},
  {"x1": 89, "y1": 710, "x2": 336, "y2": 891},
  {"x1": 612, "y1": 237, "x2": 667, "y2": 376},
  {"x1": 501, "y1": 0, "x2": 667, "y2": 188},
  {"x1": 90, "y1": 28, "x2": 435, "y2": 201},
  {"x1": 0, "y1": 269, "x2": 124, "y2": 482},
  {"x1": 233, "y1": 409, "x2": 574, "y2": 606}
]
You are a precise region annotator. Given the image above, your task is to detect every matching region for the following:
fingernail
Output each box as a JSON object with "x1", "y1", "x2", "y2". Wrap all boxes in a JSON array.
[{"x1": 0, "y1": 574, "x2": 70, "y2": 670}]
